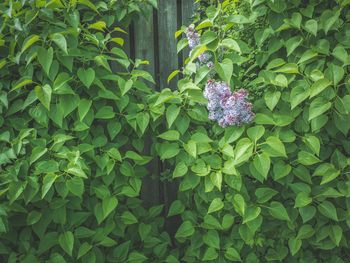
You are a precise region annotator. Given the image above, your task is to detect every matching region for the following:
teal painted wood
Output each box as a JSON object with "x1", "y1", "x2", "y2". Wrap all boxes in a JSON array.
[
  {"x1": 134, "y1": 6, "x2": 156, "y2": 79},
  {"x1": 157, "y1": 0, "x2": 179, "y2": 90},
  {"x1": 134, "y1": 6, "x2": 160, "y2": 207},
  {"x1": 157, "y1": 0, "x2": 180, "y2": 237},
  {"x1": 182, "y1": 0, "x2": 195, "y2": 26},
  {"x1": 110, "y1": 0, "x2": 197, "y2": 223}
]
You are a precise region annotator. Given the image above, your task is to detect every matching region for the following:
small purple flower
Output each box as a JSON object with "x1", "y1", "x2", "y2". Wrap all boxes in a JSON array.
[
  {"x1": 186, "y1": 25, "x2": 200, "y2": 49},
  {"x1": 207, "y1": 61, "x2": 214, "y2": 69},
  {"x1": 203, "y1": 80, "x2": 255, "y2": 127}
]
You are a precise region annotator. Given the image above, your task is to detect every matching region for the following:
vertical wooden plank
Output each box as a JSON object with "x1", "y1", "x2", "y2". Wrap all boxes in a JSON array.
[
  {"x1": 134, "y1": 6, "x2": 160, "y2": 207},
  {"x1": 157, "y1": 0, "x2": 180, "y2": 239},
  {"x1": 157, "y1": 0, "x2": 179, "y2": 90},
  {"x1": 134, "y1": 6, "x2": 156, "y2": 78},
  {"x1": 181, "y1": 0, "x2": 195, "y2": 26}
]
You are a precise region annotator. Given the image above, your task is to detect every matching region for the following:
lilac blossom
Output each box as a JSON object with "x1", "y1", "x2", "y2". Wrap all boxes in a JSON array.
[
  {"x1": 186, "y1": 25, "x2": 212, "y2": 66},
  {"x1": 203, "y1": 80, "x2": 255, "y2": 128}
]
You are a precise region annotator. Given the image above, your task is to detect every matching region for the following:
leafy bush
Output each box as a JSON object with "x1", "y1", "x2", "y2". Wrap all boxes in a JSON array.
[
  {"x1": 0, "y1": 1, "x2": 171, "y2": 262},
  {"x1": 156, "y1": 0, "x2": 350, "y2": 261},
  {"x1": 1, "y1": 0, "x2": 350, "y2": 262}
]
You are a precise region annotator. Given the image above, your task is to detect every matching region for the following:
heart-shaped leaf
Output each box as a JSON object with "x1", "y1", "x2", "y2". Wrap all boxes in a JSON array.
[{"x1": 77, "y1": 68, "x2": 95, "y2": 88}]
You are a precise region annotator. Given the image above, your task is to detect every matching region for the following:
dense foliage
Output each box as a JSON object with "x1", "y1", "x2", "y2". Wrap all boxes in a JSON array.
[
  {"x1": 0, "y1": 1, "x2": 171, "y2": 262},
  {"x1": 162, "y1": 0, "x2": 350, "y2": 261},
  {"x1": 1, "y1": 0, "x2": 350, "y2": 262}
]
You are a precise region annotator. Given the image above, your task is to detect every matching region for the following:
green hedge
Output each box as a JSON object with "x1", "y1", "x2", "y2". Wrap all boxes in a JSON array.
[
  {"x1": 1, "y1": 0, "x2": 350, "y2": 262},
  {"x1": 0, "y1": 1, "x2": 171, "y2": 262},
  {"x1": 162, "y1": 0, "x2": 350, "y2": 261}
]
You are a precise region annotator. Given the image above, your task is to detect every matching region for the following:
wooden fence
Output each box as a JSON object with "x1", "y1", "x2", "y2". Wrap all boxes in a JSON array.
[{"x1": 112, "y1": 0, "x2": 195, "y2": 233}]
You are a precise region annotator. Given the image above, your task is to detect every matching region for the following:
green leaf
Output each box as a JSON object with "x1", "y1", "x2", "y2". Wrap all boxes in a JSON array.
[
  {"x1": 77, "y1": 242, "x2": 92, "y2": 259},
  {"x1": 321, "y1": 10, "x2": 340, "y2": 34},
  {"x1": 247, "y1": 125, "x2": 265, "y2": 141},
  {"x1": 208, "y1": 198, "x2": 224, "y2": 214},
  {"x1": 77, "y1": 68, "x2": 95, "y2": 88},
  {"x1": 233, "y1": 138, "x2": 253, "y2": 165},
  {"x1": 203, "y1": 230, "x2": 220, "y2": 249},
  {"x1": 318, "y1": 201, "x2": 338, "y2": 221},
  {"x1": 138, "y1": 223, "x2": 151, "y2": 241},
  {"x1": 274, "y1": 63, "x2": 299, "y2": 74},
  {"x1": 166, "y1": 104, "x2": 180, "y2": 128},
  {"x1": 297, "y1": 151, "x2": 320, "y2": 165},
  {"x1": 255, "y1": 187, "x2": 278, "y2": 203},
  {"x1": 309, "y1": 78, "x2": 332, "y2": 98},
  {"x1": 121, "y1": 79, "x2": 133, "y2": 95},
  {"x1": 128, "y1": 252, "x2": 147, "y2": 263},
  {"x1": 78, "y1": 0, "x2": 99, "y2": 12},
  {"x1": 288, "y1": 237, "x2": 302, "y2": 256},
  {"x1": 264, "y1": 91, "x2": 281, "y2": 111},
  {"x1": 167, "y1": 70, "x2": 180, "y2": 84},
  {"x1": 303, "y1": 135, "x2": 320, "y2": 156},
  {"x1": 221, "y1": 39, "x2": 241, "y2": 53},
  {"x1": 189, "y1": 45, "x2": 208, "y2": 63},
  {"x1": 175, "y1": 221, "x2": 195, "y2": 239},
  {"x1": 184, "y1": 140, "x2": 197, "y2": 158},
  {"x1": 158, "y1": 142, "x2": 180, "y2": 160},
  {"x1": 313, "y1": 163, "x2": 340, "y2": 185},
  {"x1": 285, "y1": 36, "x2": 303, "y2": 56},
  {"x1": 290, "y1": 84, "x2": 310, "y2": 109},
  {"x1": 233, "y1": 194, "x2": 246, "y2": 216},
  {"x1": 30, "y1": 147, "x2": 47, "y2": 165},
  {"x1": 294, "y1": 192, "x2": 312, "y2": 208},
  {"x1": 263, "y1": 136, "x2": 286, "y2": 157},
  {"x1": 11, "y1": 76, "x2": 33, "y2": 91},
  {"x1": 121, "y1": 211, "x2": 138, "y2": 224},
  {"x1": 158, "y1": 130, "x2": 180, "y2": 141},
  {"x1": 330, "y1": 225, "x2": 342, "y2": 246},
  {"x1": 78, "y1": 99, "x2": 92, "y2": 121},
  {"x1": 168, "y1": 200, "x2": 185, "y2": 217},
  {"x1": 202, "y1": 247, "x2": 218, "y2": 261},
  {"x1": 210, "y1": 171, "x2": 222, "y2": 191},
  {"x1": 267, "y1": 58, "x2": 286, "y2": 70},
  {"x1": 37, "y1": 47, "x2": 53, "y2": 75},
  {"x1": 58, "y1": 231, "x2": 74, "y2": 256},
  {"x1": 253, "y1": 153, "x2": 270, "y2": 180},
  {"x1": 136, "y1": 112, "x2": 150, "y2": 134},
  {"x1": 268, "y1": 201, "x2": 290, "y2": 221},
  {"x1": 173, "y1": 161, "x2": 188, "y2": 178},
  {"x1": 21, "y1": 35, "x2": 40, "y2": 53},
  {"x1": 298, "y1": 49, "x2": 318, "y2": 64},
  {"x1": 51, "y1": 33, "x2": 68, "y2": 54},
  {"x1": 95, "y1": 106, "x2": 115, "y2": 119},
  {"x1": 26, "y1": 211, "x2": 42, "y2": 225},
  {"x1": 195, "y1": 19, "x2": 213, "y2": 30},
  {"x1": 242, "y1": 206, "x2": 261, "y2": 224},
  {"x1": 304, "y1": 19, "x2": 318, "y2": 36},
  {"x1": 299, "y1": 206, "x2": 316, "y2": 223},
  {"x1": 35, "y1": 84, "x2": 52, "y2": 110},
  {"x1": 42, "y1": 173, "x2": 57, "y2": 198},
  {"x1": 225, "y1": 247, "x2": 241, "y2": 261},
  {"x1": 66, "y1": 177, "x2": 84, "y2": 197},
  {"x1": 215, "y1": 58, "x2": 233, "y2": 84},
  {"x1": 296, "y1": 225, "x2": 315, "y2": 240}
]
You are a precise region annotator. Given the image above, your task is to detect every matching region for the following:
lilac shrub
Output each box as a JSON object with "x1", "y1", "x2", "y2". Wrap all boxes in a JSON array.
[
  {"x1": 186, "y1": 25, "x2": 254, "y2": 127},
  {"x1": 204, "y1": 80, "x2": 255, "y2": 127}
]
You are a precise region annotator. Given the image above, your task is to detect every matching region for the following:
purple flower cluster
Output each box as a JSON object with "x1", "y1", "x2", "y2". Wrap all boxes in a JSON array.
[
  {"x1": 186, "y1": 25, "x2": 213, "y2": 66},
  {"x1": 203, "y1": 80, "x2": 255, "y2": 127}
]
